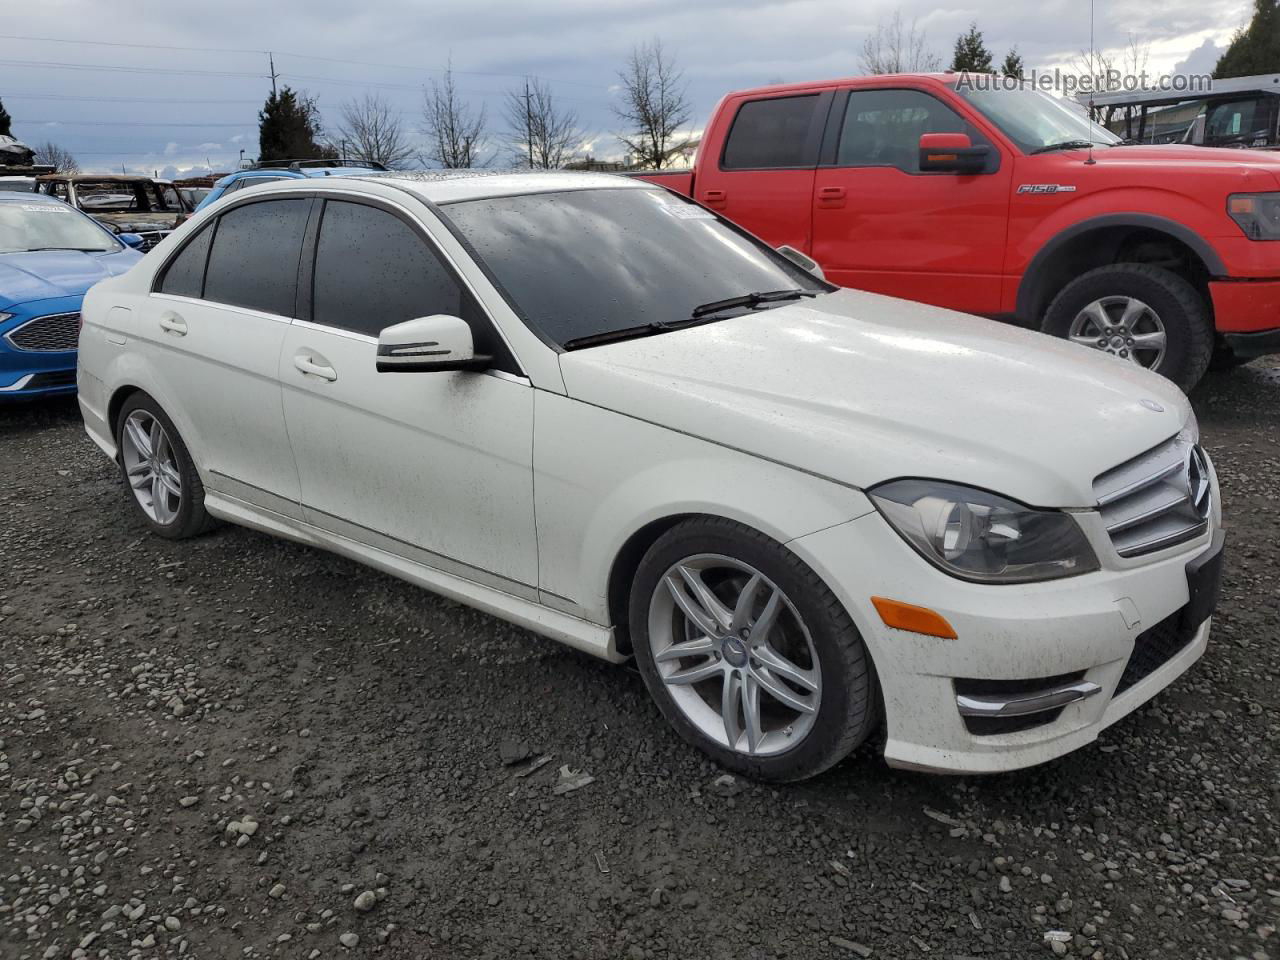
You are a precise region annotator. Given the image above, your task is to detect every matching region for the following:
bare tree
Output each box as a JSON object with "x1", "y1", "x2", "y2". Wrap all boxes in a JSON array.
[
  {"x1": 1073, "y1": 33, "x2": 1151, "y2": 92},
  {"x1": 32, "y1": 140, "x2": 80, "y2": 173},
  {"x1": 504, "y1": 78, "x2": 580, "y2": 169},
  {"x1": 422, "y1": 62, "x2": 488, "y2": 168},
  {"x1": 335, "y1": 93, "x2": 416, "y2": 169},
  {"x1": 614, "y1": 39, "x2": 692, "y2": 170},
  {"x1": 859, "y1": 11, "x2": 943, "y2": 74}
]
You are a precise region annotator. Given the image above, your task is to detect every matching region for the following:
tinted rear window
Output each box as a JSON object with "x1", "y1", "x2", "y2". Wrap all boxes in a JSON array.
[
  {"x1": 203, "y1": 199, "x2": 310, "y2": 317},
  {"x1": 722, "y1": 95, "x2": 819, "y2": 169}
]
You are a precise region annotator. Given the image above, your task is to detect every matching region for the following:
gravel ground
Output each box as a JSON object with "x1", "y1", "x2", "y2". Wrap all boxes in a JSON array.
[{"x1": 2, "y1": 361, "x2": 1278, "y2": 960}]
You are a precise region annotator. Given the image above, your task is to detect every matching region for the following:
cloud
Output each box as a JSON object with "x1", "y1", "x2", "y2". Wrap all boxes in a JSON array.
[{"x1": 1174, "y1": 37, "x2": 1224, "y2": 76}]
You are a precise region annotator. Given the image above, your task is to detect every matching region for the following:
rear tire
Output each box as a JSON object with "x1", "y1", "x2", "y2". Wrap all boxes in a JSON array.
[
  {"x1": 1041, "y1": 263, "x2": 1213, "y2": 392},
  {"x1": 115, "y1": 392, "x2": 213, "y2": 540},
  {"x1": 629, "y1": 517, "x2": 877, "y2": 782}
]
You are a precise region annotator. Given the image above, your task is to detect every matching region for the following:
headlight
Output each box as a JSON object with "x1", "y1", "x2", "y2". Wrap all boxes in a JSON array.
[
  {"x1": 869, "y1": 480, "x2": 1099, "y2": 583},
  {"x1": 1227, "y1": 193, "x2": 1280, "y2": 240}
]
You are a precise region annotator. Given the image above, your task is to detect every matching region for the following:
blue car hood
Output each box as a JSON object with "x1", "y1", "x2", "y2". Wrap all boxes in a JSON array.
[{"x1": 0, "y1": 249, "x2": 139, "y2": 309}]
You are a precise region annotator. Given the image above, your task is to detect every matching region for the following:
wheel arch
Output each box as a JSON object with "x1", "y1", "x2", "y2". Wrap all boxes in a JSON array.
[
  {"x1": 107, "y1": 383, "x2": 146, "y2": 446},
  {"x1": 606, "y1": 512, "x2": 700, "y2": 657},
  {"x1": 1016, "y1": 215, "x2": 1224, "y2": 326}
]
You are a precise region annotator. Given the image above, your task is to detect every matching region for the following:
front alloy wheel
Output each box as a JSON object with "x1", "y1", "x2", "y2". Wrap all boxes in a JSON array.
[
  {"x1": 649, "y1": 556, "x2": 821, "y2": 756},
  {"x1": 630, "y1": 518, "x2": 877, "y2": 782},
  {"x1": 1067, "y1": 296, "x2": 1167, "y2": 370}
]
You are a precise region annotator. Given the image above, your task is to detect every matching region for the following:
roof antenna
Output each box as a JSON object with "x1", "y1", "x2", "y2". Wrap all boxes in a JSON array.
[{"x1": 1086, "y1": 0, "x2": 1097, "y2": 164}]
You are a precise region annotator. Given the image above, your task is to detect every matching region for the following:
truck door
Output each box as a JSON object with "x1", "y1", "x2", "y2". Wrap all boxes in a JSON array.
[
  {"x1": 809, "y1": 87, "x2": 1012, "y2": 316},
  {"x1": 693, "y1": 91, "x2": 831, "y2": 253}
]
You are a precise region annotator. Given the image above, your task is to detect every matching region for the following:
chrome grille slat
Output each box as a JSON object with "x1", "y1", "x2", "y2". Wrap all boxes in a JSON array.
[
  {"x1": 4, "y1": 312, "x2": 80, "y2": 352},
  {"x1": 1094, "y1": 429, "x2": 1212, "y2": 558}
]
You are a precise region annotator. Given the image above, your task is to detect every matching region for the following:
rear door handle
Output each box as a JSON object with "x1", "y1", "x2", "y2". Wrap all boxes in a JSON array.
[
  {"x1": 294, "y1": 354, "x2": 337, "y2": 382},
  {"x1": 703, "y1": 189, "x2": 727, "y2": 208},
  {"x1": 158, "y1": 312, "x2": 187, "y2": 336}
]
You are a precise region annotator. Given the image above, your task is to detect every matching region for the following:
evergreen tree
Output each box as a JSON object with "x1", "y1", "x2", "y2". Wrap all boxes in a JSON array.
[
  {"x1": 1214, "y1": 0, "x2": 1280, "y2": 78},
  {"x1": 951, "y1": 22, "x2": 995, "y2": 73},
  {"x1": 1001, "y1": 48, "x2": 1025, "y2": 79},
  {"x1": 258, "y1": 86, "x2": 333, "y2": 162},
  {"x1": 0, "y1": 98, "x2": 12, "y2": 137}
]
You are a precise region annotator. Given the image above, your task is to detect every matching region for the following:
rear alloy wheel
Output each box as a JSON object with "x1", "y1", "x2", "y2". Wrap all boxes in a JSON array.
[
  {"x1": 630, "y1": 518, "x2": 876, "y2": 782},
  {"x1": 1042, "y1": 263, "x2": 1214, "y2": 392},
  {"x1": 115, "y1": 393, "x2": 213, "y2": 540}
]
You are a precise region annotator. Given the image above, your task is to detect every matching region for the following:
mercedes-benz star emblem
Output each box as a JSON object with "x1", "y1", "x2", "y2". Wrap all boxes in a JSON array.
[{"x1": 1186, "y1": 446, "x2": 1211, "y2": 518}]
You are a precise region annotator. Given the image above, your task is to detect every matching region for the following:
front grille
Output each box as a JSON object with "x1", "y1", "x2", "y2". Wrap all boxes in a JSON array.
[
  {"x1": 1116, "y1": 608, "x2": 1198, "y2": 694},
  {"x1": 1093, "y1": 429, "x2": 1211, "y2": 557},
  {"x1": 5, "y1": 312, "x2": 80, "y2": 352}
]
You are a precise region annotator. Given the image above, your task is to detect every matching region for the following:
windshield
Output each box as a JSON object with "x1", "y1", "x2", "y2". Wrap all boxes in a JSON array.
[
  {"x1": 73, "y1": 181, "x2": 174, "y2": 213},
  {"x1": 0, "y1": 202, "x2": 118, "y2": 254},
  {"x1": 0, "y1": 178, "x2": 37, "y2": 193},
  {"x1": 955, "y1": 84, "x2": 1122, "y2": 153},
  {"x1": 440, "y1": 187, "x2": 828, "y2": 348}
]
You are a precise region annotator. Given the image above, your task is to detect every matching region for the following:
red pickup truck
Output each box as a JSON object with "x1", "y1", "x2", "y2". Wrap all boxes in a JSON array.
[{"x1": 634, "y1": 74, "x2": 1280, "y2": 390}]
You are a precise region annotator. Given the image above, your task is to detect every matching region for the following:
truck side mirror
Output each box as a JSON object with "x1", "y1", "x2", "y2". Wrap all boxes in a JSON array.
[{"x1": 919, "y1": 133, "x2": 991, "y2": 174}]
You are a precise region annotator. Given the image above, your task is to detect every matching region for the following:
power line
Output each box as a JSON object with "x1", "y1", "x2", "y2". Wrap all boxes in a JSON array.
[
  {"x1": 0, "y1": 57, "x2": 265, "y2": 79},
  {"x1": 0, "y1": 92, "x2": 263, "y2": 105},
  {"x1": 0, "y1": 31, "x2": 602, "y2": 88}
]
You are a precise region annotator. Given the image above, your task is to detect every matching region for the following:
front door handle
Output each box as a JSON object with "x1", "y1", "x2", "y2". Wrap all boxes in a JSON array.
[
  {"x1": 158, "y1": 312, "x2": 187, "y2": 336},
  {"x1": 294, "y1": 354, "x2": 337, "y2": 382},
  {"x1": 816, "y1": 186, "x2": 846, "y2": 209},
  {"x1": 703, "y1": 189, "x2": 727, "y2": 208}
]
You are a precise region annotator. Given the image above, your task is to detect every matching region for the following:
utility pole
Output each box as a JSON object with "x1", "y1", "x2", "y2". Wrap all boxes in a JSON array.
[
  {"x1": 268, "y1": 52, "x2": 279, "y2": 97},
  {"x1": 524, "y1": 78, "x2": 534, "y2": 168}
]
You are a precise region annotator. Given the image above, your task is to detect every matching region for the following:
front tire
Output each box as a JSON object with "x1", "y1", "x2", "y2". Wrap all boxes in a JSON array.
[
  {"x1": 1041, "y1": 263, "x2": 1213, "y2": 392},
  {"x1": 629, "y1": 517, "x2": 877, "y2": 782},
  {"x1": 116, "y1": 392, "x2": 212, "y2": 540}
]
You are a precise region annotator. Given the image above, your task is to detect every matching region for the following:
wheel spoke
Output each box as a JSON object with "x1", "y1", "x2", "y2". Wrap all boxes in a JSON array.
[
  {"x1": 1070, "y1": 333, "x2": 1103, "y2": 348},
  {"x1": 158, "y1": 472, "x2": 182, "y2": 499},
  {"x1": 1080, "y1": 300, "x2": 1112, "y2": 332},
  {"x1": 149, "y1": 420, "x2": 164, "y2": 459},
  {"x1": 755, "y1": 644, "x2": 819, "y2": 694},
  {"x1": 722, "y1": 672, "x2": 743, "y2": 749},
  {"x1": 151, "y1": 474, "x2": 166, "y2": 511},
  {"x1": 1119, "y1": 297, "x2": 1147, "y2": 327},
  {"x1": 663, "y1": 657, "x2": 723, "y2": 686},
  {"x1": 1131, "y1": 330, "x2": 1166, "y2": 351},
  {"x1": 124, "y1": 417, "x2": 152, "y2": 458},
  {"x1": 751, "y1": 590, "x2": 784, "y2": 645},
  {"x1": 742, "y1": 676, "x2": 763, "y2": 754},
  {"x1": 752, "y1": 665, "x2": 817, "y2": 715},
  {"x1": 664, "y1": 574, "x2": 720, "y2": 637},
  {"x1": 731, "y1": 573, "x2": 765, "y2": 632},
  {"x1": 654, "y1": 635, "x2": 715, "y2": 663},
  {"x1": 126, "y1": 461, "x2": 152, "y2": 488}
]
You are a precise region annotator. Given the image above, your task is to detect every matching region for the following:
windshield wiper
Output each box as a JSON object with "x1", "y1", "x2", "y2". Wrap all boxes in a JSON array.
[
  {"x1": 1030, "y1": 140, "x2": 1103, "y2": 155},
  {"x1": 689, "y1": 288, "x2": 818, "y2": 318},
  {"x1": 17, "y1": 246, "x2": 109, "y2": 253},
  {"x1": 563, "y1": 322, "x2": 675, "y2": 350}
]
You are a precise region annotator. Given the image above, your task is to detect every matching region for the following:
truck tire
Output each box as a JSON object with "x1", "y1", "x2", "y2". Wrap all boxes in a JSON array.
[{"x1": 1041, "y1": 264, "x2": 1214, "y2": 392}]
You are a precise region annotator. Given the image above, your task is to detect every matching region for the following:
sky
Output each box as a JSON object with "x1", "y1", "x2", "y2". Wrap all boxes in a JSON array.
[{"x1": 0, "y1": 0, "x2": 1254, "y2": 176}]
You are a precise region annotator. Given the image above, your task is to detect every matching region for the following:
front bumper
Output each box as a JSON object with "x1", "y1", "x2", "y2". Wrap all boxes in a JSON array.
[
  {"x1": 1223, "y1": 326, "x2": 1280, "y2": 360},
  {"x1": 1, "y1": 300, "x2": 81, "y2": 401},
  {"x1": 789, "y1": 507, "x2": 1223, "y2": 774},
  {"x1": 1209, "y1": 278, "x2": 1280, "y2": 335}
]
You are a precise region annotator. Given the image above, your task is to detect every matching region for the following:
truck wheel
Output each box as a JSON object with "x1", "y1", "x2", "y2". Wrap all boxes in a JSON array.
[
  {"x1": 1042, "y1": 264, "x2": 1213, "y2": 392},
  {"x1": 629, "y1": 517, "x2": 878, "y2": 782}
]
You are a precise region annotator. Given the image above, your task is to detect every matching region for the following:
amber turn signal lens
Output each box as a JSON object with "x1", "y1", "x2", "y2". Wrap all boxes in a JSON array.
[
  {"x1": 871, "y1": 596, "x2": 957, "y2": 639},
  {"x1": 1229, "y1": 197, "x2": 1255, "y2": 214}
]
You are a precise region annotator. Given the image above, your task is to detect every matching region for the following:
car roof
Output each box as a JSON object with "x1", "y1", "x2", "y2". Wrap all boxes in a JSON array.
[
  {"x1": 0, "y1": 191, "x2": 63, "y2": 204},
  {"x1": 352, "y1": 170, "x2": 648, "y2": 204}
]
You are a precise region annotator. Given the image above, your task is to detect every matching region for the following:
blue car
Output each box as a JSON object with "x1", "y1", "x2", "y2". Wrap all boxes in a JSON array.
[
  {"x1": 0, "y1": 193, "x2": 142, "y2": 400},
  {"x1": 196, "y1": 159, "x2": 387, "y2": 212}
]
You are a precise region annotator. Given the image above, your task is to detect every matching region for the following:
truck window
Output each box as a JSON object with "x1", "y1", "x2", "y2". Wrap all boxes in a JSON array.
[
  {"x1": 1205, "y1": 99, "x2": 1262, "y2": 146},
  {"x1": 837, "y1": 89, "x2": 977, "y2": 173},
  {"x1": 721, "y1": 95, "x2": 820, "y2": 170}
]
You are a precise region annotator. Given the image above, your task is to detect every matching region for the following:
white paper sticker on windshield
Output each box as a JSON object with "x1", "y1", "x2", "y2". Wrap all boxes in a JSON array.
[
  {"x1": 660, "y1": 203, "x2": 716, "y2": 220},
  {"x1": 20, "y1": 204, "x2": 71, "y2": 213}
]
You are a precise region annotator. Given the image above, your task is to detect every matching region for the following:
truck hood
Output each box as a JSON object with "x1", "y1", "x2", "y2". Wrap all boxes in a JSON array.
[
  {"x1": 0, "y1": 248, "x2": 139, "y2": 309},
  {"x1": 557, "y1": 289, "x2": 1191, "y2": 508},
  {"x1": 1069, "y1": 144, "x2": 1280, "y2": 181}
]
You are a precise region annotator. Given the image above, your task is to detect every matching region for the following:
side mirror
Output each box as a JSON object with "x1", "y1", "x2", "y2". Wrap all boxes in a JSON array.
[
  {"x1": 776, "y1": 244, "x2": 825, "y2": 281},
  {"x1": 376, "y1": 314, "x2": 491, "y2": 373},
  {"x1": 117, "y1": 233, "x2": 146, "y2": 249},
  {"x1": 918, "y1": 133, "x2": 991, "y2": 174}
]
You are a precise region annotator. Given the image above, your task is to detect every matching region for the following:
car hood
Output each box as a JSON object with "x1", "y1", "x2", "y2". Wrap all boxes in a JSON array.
[
  {"x1": 0, "y1": 249, "x2": 139, "y2": 308},
  {"x1": 90, "y1": 211, "x2": 183, "y2": 232},
  {"x1": 557, "y1": 289, "x2": 1191, "y2": 508}
]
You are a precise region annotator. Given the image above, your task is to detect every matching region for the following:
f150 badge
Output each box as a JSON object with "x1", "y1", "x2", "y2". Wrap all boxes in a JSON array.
[{"x1": 1017, "y1": 184, "x2": 1078, "y2": 195}]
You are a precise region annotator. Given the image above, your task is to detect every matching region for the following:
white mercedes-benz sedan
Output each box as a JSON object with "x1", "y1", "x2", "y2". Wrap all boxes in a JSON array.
[{"x1": 76, "y1": 171, "x2": 1224, "y2": 781}]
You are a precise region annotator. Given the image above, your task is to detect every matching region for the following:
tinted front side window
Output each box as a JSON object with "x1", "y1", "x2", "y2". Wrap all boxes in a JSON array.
[
  {"x1": 722, "y1": 95, "x2": 819, "y2": 169},
  {"x1": 203, "y1": 199, "x2": 310, "y2": 317},
  {"x1": 157, "y1": 224, "x2": 213, "y2": 297},
  {"x1": 838, "y1": 89, "x2": 980, "y2": 172},
  {"x1": 441, "y1": 188, "x2": 827, "y2": 348}
]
